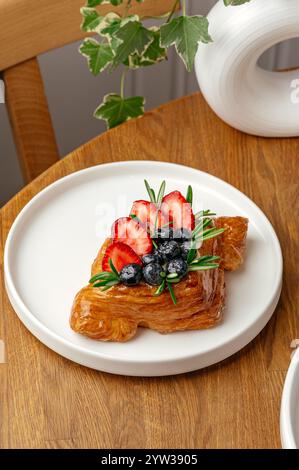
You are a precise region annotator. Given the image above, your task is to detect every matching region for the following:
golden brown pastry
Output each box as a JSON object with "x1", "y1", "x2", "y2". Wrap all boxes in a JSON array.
[
  {"x1": 70, "y1": 216, "x2": 248, "y2": 342},
  {"x1": 216, "y1": 216, "x2": 248, "y2": 271}
]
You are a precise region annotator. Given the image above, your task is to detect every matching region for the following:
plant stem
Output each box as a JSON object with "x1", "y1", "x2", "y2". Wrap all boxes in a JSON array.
[
  {"x1": 124, "y1": 0, "x2": 132, "y2": 18},
  {"x1": 120, "y1": 69, "x2": 126, "y2": 98},
  {"x1": 166, "y1": 0, "x2": 180, "y2": 23},
  {"x1": 182, "y1": 0, "x2": 186, "y2": 16}
]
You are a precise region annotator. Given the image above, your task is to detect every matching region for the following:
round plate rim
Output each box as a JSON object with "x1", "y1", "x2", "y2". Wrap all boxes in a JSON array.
[
  {"x1": 280, "y1": 348, "x2": 299, "y2": 449},
  {"x1": 4, "y1": 161, "x2": 283, "y2": 374}
]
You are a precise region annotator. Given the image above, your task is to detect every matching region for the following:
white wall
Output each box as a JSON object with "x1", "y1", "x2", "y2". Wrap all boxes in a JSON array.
[{"x1": 0, "y1": 0, "x2": 298, "y2": 206}]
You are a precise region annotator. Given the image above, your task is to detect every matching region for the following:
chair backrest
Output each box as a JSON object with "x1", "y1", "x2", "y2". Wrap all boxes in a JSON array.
[{"x1": 0, "y1": 0, "x2": 177, "y2": 183}]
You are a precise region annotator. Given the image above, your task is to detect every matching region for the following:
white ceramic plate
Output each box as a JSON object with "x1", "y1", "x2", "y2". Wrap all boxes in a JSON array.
[
  {"x1": 4, "y1": 161, "x2": 282, "y2": 376},
  {"x1": 281, "y1": 348, "x2": 299, "y2": 448}
]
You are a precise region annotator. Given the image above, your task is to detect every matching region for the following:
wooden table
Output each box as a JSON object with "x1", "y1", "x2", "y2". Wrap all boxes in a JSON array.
[{"x1": 0, "y1": 93, "x2": 298, "y2": 449}]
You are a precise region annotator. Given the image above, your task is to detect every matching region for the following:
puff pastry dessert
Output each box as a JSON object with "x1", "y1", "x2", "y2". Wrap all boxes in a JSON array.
[{"x1": 70, "y1": 181, "x2": 248, "y2": 342}]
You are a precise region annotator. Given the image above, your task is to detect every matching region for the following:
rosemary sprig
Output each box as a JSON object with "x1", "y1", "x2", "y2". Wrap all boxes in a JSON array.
[
  {"x1": 198, "y1": 227, "x2": 225, "y2": 242},
  {"x1": 154, "y1": 180, "x2": 166, "y2": 233},
  {"x1": 192, "y1": 217, "x2": 214, "y2": 238},
  {"x1": 93, "y1": 279, "x2": 120, "y2": 288},
  {"x1": 167, "y1": 278, "x2": 181, "y2": 284},
  {"x1": 192, "y1": 220, "x2": 209, "y2": 239},
  {"x1": 195, "y1": 209, "x2": 216, "y2": 219},
  {"x1": 167, "y1": 281, "x2": 177, "y2": 305},
  {"x1": 154, "y1": 279, "x2": 166, "y2": 296},
  {"x1": 186, "y1": 185, "x2": 193, "y2": 206},
  {"x1": 144, "y1": 180, "x2": 167, "y2": 236},
  {"x1": 167, "y1": 273, "x2": 178, "y2": 279},
  {"x1": 152, "y1": 239, "x2": 158, "y2": 249},
  {"x1": 201, "y1": 217, "x2": 213, "y2": 230},
  {"x1": 166, "y1": 273, "x2": 181, "y2": 284},
  {"x1": 89, "y1": 272, "x2": 117, "y2": 284},
  {"x1": 156, "y1": 180, "x2": 166, "y2": 206},
  {"x1": 109, "y1": 258, "x2": 119, "y2": 277},
  {"x1": 188, "y1": 265, "x2": 219, "y2": 271},
  {"x1": 90, "y1": 259, "x2": 120, "y2": 291},
  {"x1": 190, "y1": 255, "x2": 220, "y2": 264},
  {"x1": 187, "y1": 246, "x2": 197, "y2": 264},
  {"x1": 188, "y1": 217, "x2": 225, "y2": 259},
  {"x1": 144, "y1": 179, "x2": 166, "y2": 207},
  {"x1": 144, "y1": 179, "x2": 156, "y2": 204},
  {"x1": 153, "y1": 276, "x2": 179, "y2": 304},
  {"x1": 192, "y1": 216, "x2": 225, "y2": 245},
  {"x1": 187, "y1": 255, "x2": 220, "y2": 272}
]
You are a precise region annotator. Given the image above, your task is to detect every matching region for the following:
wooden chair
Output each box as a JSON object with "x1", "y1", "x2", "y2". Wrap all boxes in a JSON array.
[{"x1": 0, "y1": 0, "x2": 177, "y2": 183}]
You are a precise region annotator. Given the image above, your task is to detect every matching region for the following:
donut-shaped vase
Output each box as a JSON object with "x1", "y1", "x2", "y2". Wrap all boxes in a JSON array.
[{"x1": 195, "y1": 0, "x2": 299, "y2": 137}]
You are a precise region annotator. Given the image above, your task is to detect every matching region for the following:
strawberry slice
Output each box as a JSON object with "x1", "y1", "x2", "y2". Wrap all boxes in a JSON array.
[
  {"x1": 162, "y1": 191, "x2": 195, "y2": 230},
  {"x1": 112, "y1": 217, "x2": 153, "y2": 256},
  {"x1": 130, "y1": 200, "x2": 152, "y2": 226},
  {"x1": 130, "y1": 200, "x2": 166, "y2": 231},
  {"x1": 102, "y1": 241, "x2": 142, "y2": 273}
]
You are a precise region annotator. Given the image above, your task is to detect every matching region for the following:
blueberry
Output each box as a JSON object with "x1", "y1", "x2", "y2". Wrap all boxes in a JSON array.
[
  {"x1": 153, "y1": 227, "x2": 174, "y2": 244},
  {"x1": 173, "y1": 228, "x2": 192, "y2": 242},
  {"x1": 167, "y1": 258, "x2": 188, "y2": 278},
  {"x1": 142, "y1": 253, "x2": 160, "y2": 265},
  {"x1": 119, "y1": 264, "x2": 142, "y2": 286},
  {"x1": 158, "y1": 240, "x2": 181, "y2": 261},
  {"x1": 153, "y1": 249, "x2": 164, "y2": 263},
  {"x1": 181, "y1": 240, "x2": 192, "y2": 259},
  {"x1": 143, "y1": 263, "x2": 164, "y2": 286}
]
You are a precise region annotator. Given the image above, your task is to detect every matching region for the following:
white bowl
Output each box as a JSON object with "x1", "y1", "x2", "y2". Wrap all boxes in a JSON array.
[{"x1": 281, "y1": 348, "x2": 299, "y2": 448}]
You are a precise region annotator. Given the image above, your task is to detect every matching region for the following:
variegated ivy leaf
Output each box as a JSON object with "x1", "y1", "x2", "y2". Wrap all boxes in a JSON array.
[
  {"x1": 112, "y1": 21, "x2": 154, "y2": 68},
  {"x1": 99, "y1": 13, "x2": 139, "y2": 35},
  {"x1": 144, "y1": 29, "x2": 166, "y2": 63},
  {"x1": 86, "y1": 0, "x2": 143, "y2": 7},
  {"x1": 107, "y1": 0, "x2": 123, "y2": 5},
  {"x1": 86, "y1": 0, "x2": 122, "y2": 6},
  {"x1": 125, "y1": 29, "x2": 166, "y2": 69},
  {"x1": 98, "y1": 13, "x2": 123, "y2": 36},
  {"x1": 98, "y1": 13, "x2": 139, "y2": 51},
  {"x1": 160, "y1": 16, "x2": 212, "y2": 72},
  {"x1": 86, "y1": 0, "x2": 105, "y2": 6},
  {"x1": 94, "y1": 93, "x2": 145, "y2": 128},
  {"x1": 223, "y1": 0, "x2": 251, "y2": 5},
  {"x1": 80, "y1": 39, "x2": 114, "y2": 75},
  {"x1": 81, "y1": 7, "x2": 102, "y2": 32}
]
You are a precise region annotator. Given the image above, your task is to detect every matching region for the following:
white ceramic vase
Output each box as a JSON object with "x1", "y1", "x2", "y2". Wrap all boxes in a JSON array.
[{"x1": 195, "y1": 0, "x2": 299, "y2": 137}]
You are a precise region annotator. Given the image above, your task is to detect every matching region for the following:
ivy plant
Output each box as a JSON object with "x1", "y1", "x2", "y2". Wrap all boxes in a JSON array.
[{"x1": 80, "y1": 0, "x2": 252, "y2": 129}]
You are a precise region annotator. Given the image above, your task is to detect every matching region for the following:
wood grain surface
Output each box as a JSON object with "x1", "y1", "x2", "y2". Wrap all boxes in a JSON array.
[
  {"x1": 0, "y1": 93, "x2": 298, "y2": 449},
  {"x1": 4, "y1": 58, "x2": 60, "y2": 183},
  {"x1": 0, "y1": 0, "x2": 177, "y2": 71}
]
